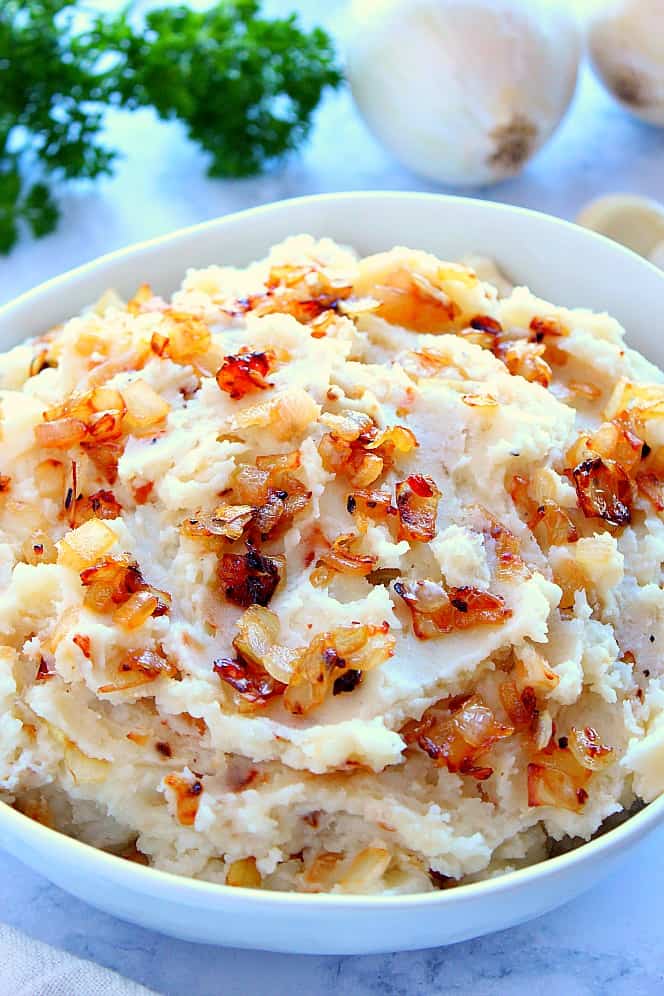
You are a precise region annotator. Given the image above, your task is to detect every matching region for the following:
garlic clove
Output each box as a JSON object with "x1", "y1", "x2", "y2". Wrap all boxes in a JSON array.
[
  {"x1": 588, "y1": 0, "x2": 664, "y2": 126},
  {"x1": 576, "y1": 194, "x2": 664, "y2": 261},
  {"x1": 344, "y1": 0, "x2": 581, "y2": 188}
]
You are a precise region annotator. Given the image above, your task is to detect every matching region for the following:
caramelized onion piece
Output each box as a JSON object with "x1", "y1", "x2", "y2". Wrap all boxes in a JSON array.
[
  {"x1": 218, "y1": 548, "x2": 282, "y2": 607},
  {"x1": 163, "y1": 773, "x2": 203, "y2": 826},
  {"x1": 182, "y1": 505, "x2": 255, "y2": 542},
  {"x1": 529, "y1": 316, "x2": 568, "y2": 341},
  {"x1": 122, "y1": 380, "x2": 170, "y2": 433},
  {"x1": 35, "y1": 418, "x2": 87, "y2": 449},
  {"x1": 284, "y1": 621, "x2": 394, "y2": 716},
  {"x1": 346, "y1": 489, "x2": 397, "y2": 522},
  {"x1": 74, "y1": 489, "x2": 123, "y2": 527},
  {"x1": 527, "y1": 730, "x2": 610, "y2": 811},
  {"x1": 355, "y1": 263, "x2": 460, "y2": 333},
  {"x1": 226, "y1": 857, "x2": 262, "y2": 888},
  {"x1": 394, "y1": 580, "x2": 511, "y2": 640},
  {"x1": 58, "y1": 517, "x2": 117, "y2": 570},
  {"x1": 636, "y1": 472, "x2": 664, "y2": 512},
  {"x1": 498, "y1": 340, "x2": 552, "y2": 388},
  {"x1": 402, "y1": 694, "x2": 513, "y2": 779},
  {"x1": 214, "y1": 655, "x2": 286, "y2": 711},
  {"x1": 514, "y1": 646, "x2": 559, "y2": 695},
  {"x1": 216, "y1": 351, "x2": 275, "y2": 399},
  {"x1": 570, "y1": 456, "x2": 632, "y2": 526},
  {"x1": 364, "y1": 424, "x2": 418, "y2": 455},
  {"x1": 478, "y1": 509, "x2": 524, "y2": 580},
  {"x1": 98, "y1": 647, "x2": 177, "y2": 694},
  {"x1": 463, "y1": 314, "x2": 503, "y2": 350},
  {"x1": 312, "y1": 532, "x2": 378, "y2": 581},
  {"x1": 395, "y1": 475, "x2": 441, "y2": 542},
  {"x1": 113, "y1": 591, "x2": 161, "y2": 630},
  {"x1": 230, "y1": 451, "x2": 311, "y2": 539},
  {"x1": 319, "y1": 414, "x2": 416, "y2": 487},
  {"x1": 81, "y1": 556, "x2": 170, "y2": 620},
  {"x1": 232, "y1": 605, "x2": 296, "y2": 684},
  {"x1": 568, "y1": 726, "x2": 613, "y2": 771},
  {"x1": 160, "y1": 313, "x2": 212, "y2": 364},
  {"x1": 590, "y1": 420, "x2": 643, "y2": 476},
  {"x1": 529, "y1": 499, "x2": 578, "y2": 547},
  {"x1": 499, "y1": 681, "x2": 539, "y2": 734},
  {"x1": 527, "y1": 762, "x2": 584, "y2": 811}
]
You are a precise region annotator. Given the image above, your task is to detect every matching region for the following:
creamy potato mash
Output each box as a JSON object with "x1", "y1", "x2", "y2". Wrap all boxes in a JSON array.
[{"x1": 1, "y1": 236, "x2": 663, "y2": 894}]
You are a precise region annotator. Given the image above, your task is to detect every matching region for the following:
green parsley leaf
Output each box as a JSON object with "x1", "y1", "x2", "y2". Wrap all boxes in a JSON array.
[{"x1": 0, "y1": 0, "x2": 342, "y2": 252}]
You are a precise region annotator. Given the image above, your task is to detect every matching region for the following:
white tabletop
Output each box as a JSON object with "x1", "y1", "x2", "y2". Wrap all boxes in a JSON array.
[{"x1": 2, "y1": 4, "x2": 664, "y2": 990}]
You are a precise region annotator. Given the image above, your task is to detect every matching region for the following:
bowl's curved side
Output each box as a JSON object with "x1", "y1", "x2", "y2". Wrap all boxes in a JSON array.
[
  {"x1": 1, "y1": 192, "x2": 663, "y2": 952},
  {"x1": 1, "y1": 791, "x2": 663, "y2": 953}
]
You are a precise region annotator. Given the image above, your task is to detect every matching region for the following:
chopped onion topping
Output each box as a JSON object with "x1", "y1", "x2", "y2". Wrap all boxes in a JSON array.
[
  {"x1": 402, "y1": 694, "x2": 513, "y2": 780},
  {"x1": 163, "y1": 772, "x2": 203, "y2": 826},
  {"x1": 214, "y1": 655, "x2": 286, "y2": 712},
  {"x1": 529, "y1": 499, "x2": 578, "y2": 547},
  {"x1": 395, "y1": 474, "x2": 441, "y2": 542},
  {"x1": 569, "y1": 456, "x2": 632, "y2": 526},
  {"x1": 80, "y1": 555, "x2": 170, "y2": 623},
  {"x1": 215, "y1": 350, "x2": 275, "y2": 399},
  {"x1": 226, "y1": 857, "x2": 262, "y2": 888},
  {"x1": 636, "y1": 472, "x2": 664, "y2": 512},
  {"x1": 284, "y1": 621, "x2": 394, "y2": 716},
  {"x1": 312, "y1": 532, "x2": 379, "y2": 583},
  {"x1": 394, "y1": 580, "x2": 511, "y2": 640},
  {"x1": 98, "y1": 647, "x2": 177, "y2": 694},
  {"x1": 218, "y1": 547, "x2": 283, "y2": 607}
]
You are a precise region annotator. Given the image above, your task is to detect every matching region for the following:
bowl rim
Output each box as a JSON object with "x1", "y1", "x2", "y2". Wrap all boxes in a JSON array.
[
  {"x1": 2, "y1": 190, "x2": 664, "y2": 320},
  {"x1": 1, "y1": 190, "x2": 663, "y2": 908}
]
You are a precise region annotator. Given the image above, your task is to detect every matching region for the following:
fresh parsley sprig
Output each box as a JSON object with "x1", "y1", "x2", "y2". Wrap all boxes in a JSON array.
[{"x1": 0, "y1": 0, "x2": 342, "y2": 253}]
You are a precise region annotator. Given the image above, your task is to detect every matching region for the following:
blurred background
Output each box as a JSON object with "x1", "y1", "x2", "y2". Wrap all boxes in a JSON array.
[{"x1": 1, "y1": 0, "x2": 663, "y2": 300}]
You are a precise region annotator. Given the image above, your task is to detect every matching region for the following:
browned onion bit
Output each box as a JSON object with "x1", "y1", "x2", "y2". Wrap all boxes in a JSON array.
[
  {"x1": 395, "y1": 474, "x2": 441, "y2": 542},
  {"x1": 333, "y1": 668, "x2": 362, "y2": 695},
  {"x1": 499, "y1": 680, "x2": 539, "y2": 734},
  {"x1": 529, "y1": 316, "x2": 568, "y2": 342},
  {"x1": 636, "y1": 472, "x2": 664, "y2": 512},
  {"x1": 0, "y1": 475, "x2": 11, "y2": 493},
  {"x1": 214, "y1": 656, "x2": 286, "y2": 710},
  {"x1": 283, "y1": 621, "x2": 394, "y2": 716},
  {"x1": 526, "y1": 725, "x2": 612, "y2": 811},
  {"x1": 80, "y1": 556, "x2": 171, "y2": 620},
  {"x1": 346, "y1": 489, "x2": 397, "y2": 522},
  {"x1": 98, "y1": 647, "x2": 177, "y2": 694},
  {"x1": 312, "y1": 532, "x2": 378, "y2": 582},
  {"x1": 218, "y1": 547, "x2": 282, "y2": 607},
  {"x1": 74, "y1": 489, "x2": 123, "y2": 527},
  {"x1": 163, "y1": 773, "x2": 203, "y2": 826},
  {"x1": 529, "y1": 500, "x2": 579, "y2": 547},
  {"x1": 401, "y1": 694, "x2": 513, "y2": 780},
  {"x1": 215, "y1": 351, "x2": 275, "y2": 399},
  {"x1": 394, "y1": 580, "x2": 511, "y2": 640},
  {"x1": 569, "y1": 456, "x2": 632, "y2": 526},
  {"x1": 470, "y1": 315, "x2": 503, "y2": 335}
]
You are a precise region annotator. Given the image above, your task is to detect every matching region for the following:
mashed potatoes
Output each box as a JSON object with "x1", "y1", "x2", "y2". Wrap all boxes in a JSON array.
[{"x1": 1, "y1": 236, "x2": 663, "y2": 894}]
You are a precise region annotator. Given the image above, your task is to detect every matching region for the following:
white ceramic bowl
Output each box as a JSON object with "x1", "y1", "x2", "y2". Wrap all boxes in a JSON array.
[{"x1": 1, "y1": 192, "x2": 663, "y2": 955}]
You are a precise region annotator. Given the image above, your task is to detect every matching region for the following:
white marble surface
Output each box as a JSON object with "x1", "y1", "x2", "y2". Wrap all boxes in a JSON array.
[{"x1": 2, "y1": 2, "x2": 664, "y2": 992}]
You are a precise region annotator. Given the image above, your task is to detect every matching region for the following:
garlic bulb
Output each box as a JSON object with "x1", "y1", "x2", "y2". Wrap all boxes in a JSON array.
[
  {"x1": 345, "y1": 0, "x2": 581, "y2": 187},
  {"x1": 588, "y1": 0, "x2": 664, "y2": 126}
]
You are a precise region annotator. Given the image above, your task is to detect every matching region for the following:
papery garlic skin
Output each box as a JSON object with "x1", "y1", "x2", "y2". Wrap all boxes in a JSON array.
[
  {"x1": 588, "y1": 0, "x2": 664, "y2": 127},
  {"x1": 345, "y1": 0, "x2": 581, "y2": 187}
]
